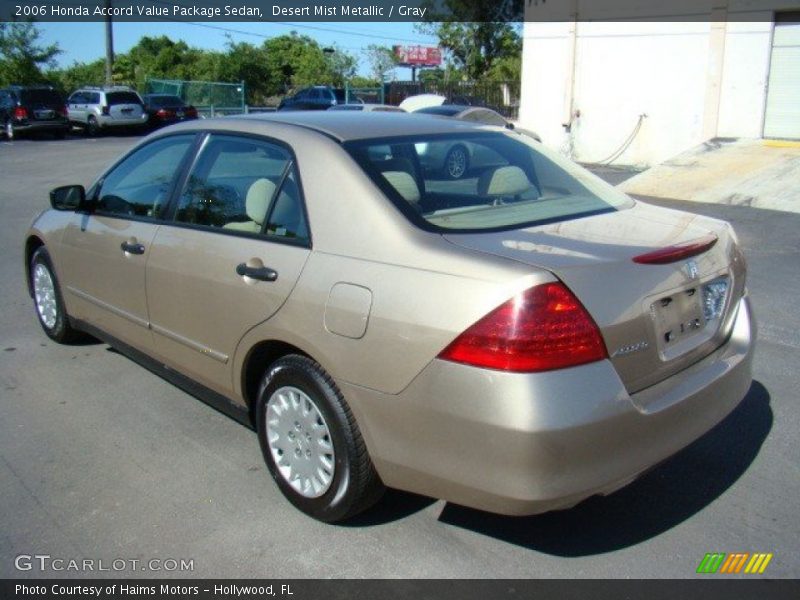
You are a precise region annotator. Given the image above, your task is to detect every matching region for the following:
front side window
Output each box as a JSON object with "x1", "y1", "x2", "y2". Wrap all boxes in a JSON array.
[
  {"x1": 95, "y1": 135, "x2": 194, "y2": 219},
  {"x1": 174, "y1": 135, "x2": 309, "y2": 243},
  {"x1": 345, "y1": 132, "x2": 634, "y2": 232}
]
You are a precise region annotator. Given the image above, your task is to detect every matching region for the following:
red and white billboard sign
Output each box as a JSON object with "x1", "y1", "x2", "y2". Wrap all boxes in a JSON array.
[{"x1": 393, "y1": 45, "x2": 442, "y2": 67}]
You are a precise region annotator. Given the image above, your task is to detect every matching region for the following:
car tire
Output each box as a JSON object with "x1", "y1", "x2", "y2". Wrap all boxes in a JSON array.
[
  {"x1": 86, "y1": 116, "x2": 99, "y2": 137},
  {"x1": 444, "y1": 144, "x2": 469, "y2": 179},
  {"x1": 256, "y1": 355, "x2": 385, "y2": 522},
  {"x1": 29, "y1": 247, "x2": 84, "y2": 344}
]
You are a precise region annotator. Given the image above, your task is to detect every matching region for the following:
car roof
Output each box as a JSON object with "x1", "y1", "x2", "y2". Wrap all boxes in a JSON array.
[{"x1": 223, "y1": 111, "x2": 495, "y2": 141}]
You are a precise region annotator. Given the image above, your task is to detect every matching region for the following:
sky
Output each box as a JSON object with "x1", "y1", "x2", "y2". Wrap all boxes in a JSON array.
[{"x1": 37, "y1": 21, "x2": 440, "y2": 79}]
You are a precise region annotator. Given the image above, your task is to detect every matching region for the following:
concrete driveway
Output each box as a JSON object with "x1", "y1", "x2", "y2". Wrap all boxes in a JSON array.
[{"x1": 1, "y1": 134, "x2": 798, "y2": 578}]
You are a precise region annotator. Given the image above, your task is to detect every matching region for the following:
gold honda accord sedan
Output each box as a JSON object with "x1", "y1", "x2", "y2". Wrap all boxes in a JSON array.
[{"x1": 24, "y1": 112, "x2": 754, "y2": 522}]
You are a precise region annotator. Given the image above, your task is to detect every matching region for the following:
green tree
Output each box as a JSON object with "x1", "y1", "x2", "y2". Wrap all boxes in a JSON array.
[
  {"x1": 0, "y1": 22, "x2": 61, "y2": 86},
  {"x1": 484, "y1": 54, "x2": 521, "y2": 82},
  {"x1": 348, "y1": 75, "x2": 380, "y2": 88},
  {"x1": 415, "y1": 21, "x2": 521, "y2": 82},
  {"x1": 324, "y1": 45, "x2": 357, "y2": 87},
  {"x1": 215, "y1": 38, "x2": 271, "y2": 102},
  {"x1": 262, "y1": 34, "x2": 327, "y2": 96},
  {"x1": 364, "y1": 45, "x2": 398, "y2": 83},
  {"x1": 51, "y1": 58, "x2": 105, "y2": 92}
]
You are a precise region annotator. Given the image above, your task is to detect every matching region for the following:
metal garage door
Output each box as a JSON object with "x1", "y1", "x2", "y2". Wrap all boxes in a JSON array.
[{"x1": 764, "y1": 13, "x2": 800, "y2": 139}]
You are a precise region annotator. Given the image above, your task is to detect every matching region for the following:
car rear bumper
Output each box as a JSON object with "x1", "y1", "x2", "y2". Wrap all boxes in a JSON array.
[
  {"x1": 12, "y1": 120, "x2": 69, "y2": 133},
  {"x1": 98, "y1": 114, "x2": 148, "y2": 128},
  {"x1": 339, "y1": 296, "x2": 755, "y2": 516}
]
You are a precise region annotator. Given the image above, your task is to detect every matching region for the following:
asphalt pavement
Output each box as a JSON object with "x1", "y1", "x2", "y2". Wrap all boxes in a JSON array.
[{"x1": 1, "y1": 133, "x2": 797, "y2": 578}]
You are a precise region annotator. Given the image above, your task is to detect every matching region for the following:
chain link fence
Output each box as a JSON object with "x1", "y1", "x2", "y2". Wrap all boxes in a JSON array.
[{"x1": 145, "y1": 79, "x2": 247, "y2": 117}]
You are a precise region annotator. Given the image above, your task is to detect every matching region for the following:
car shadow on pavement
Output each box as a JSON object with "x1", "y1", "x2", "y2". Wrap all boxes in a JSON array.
[
  {"x1": 436, "y1": 380, "x2": 772, "y2": 556},
  {"x1": 342, "y1": 489, "x2": 438, "y2": 527}
]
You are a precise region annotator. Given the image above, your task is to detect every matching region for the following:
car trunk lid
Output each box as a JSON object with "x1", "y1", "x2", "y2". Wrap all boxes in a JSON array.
[{"x1": 443, "y1": 201, "x2": 746, "y2": 393}]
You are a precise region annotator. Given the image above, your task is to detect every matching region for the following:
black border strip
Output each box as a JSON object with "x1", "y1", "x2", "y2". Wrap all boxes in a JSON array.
[{"x1": 2, "y1": 579, "x2": 799, "y2": 600}]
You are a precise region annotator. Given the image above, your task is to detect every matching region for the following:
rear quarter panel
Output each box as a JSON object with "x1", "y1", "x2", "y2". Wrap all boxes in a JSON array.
[{"x1": 230, "y1": 126, "x2": 554, "y2": 396}]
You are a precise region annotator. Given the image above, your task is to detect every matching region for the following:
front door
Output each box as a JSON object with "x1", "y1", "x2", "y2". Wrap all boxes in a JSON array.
[
  {"x1": 59, "y1": 134, "x2": 196, "y2": 351},
  {"x1": 145, "y1": 133, "x2": 311, "y2": 396}
]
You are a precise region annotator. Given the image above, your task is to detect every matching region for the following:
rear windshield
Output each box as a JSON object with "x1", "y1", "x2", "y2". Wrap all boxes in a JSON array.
[
  {"x1": 20, "y1": 89, "x2": 64, "y2": 105},
  {"x1": 106, "y1": 92, "x2": 142, "y2": 106},
  {"x1": 345, "y1": 132, "x2": 634, "y2": 232},
  {"x1": 147, "y1": 95, "x2": 183, "y2": 107}
]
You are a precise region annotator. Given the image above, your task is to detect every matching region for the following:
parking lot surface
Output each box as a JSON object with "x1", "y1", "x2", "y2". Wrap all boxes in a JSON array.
[{"x1": 1, "y1": 134, "x2": 798, "y2": 578}]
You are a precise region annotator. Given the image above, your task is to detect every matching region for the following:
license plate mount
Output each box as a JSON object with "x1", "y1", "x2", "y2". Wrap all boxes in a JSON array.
[{"x1": 651, "y1": 287, "x2": 705, "y2": 351}]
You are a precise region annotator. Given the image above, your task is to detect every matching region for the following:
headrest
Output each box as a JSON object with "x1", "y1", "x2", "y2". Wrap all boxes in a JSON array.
[
  {"x1": 245, "y1": 178, "x2": 276, "y2": 225},
  {"x1": 478, "y1": 166, "x2": 531, "y2": 197},
  {"x1": 382, "y1": 171, "x2": 420, "y2": 204},
  {"x1": 378, "y1": 157, "x2": 415, "y2": 176}
]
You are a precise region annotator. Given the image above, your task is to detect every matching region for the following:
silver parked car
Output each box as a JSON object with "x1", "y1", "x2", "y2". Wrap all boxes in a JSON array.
[
  {"x1": 67, "y1": 86, "x2": 148, "y2": 135},
  {"x1": 25, "y1": 112, "x2": 754, "y2": 522},
  {"x1": 413, "y1": 105, "x2": 542, "y2": 179}
]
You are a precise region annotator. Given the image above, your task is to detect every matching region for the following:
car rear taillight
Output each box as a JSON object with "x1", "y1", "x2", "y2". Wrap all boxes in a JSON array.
[
  {"x1": 101, "y1": 105, "x2": 109, "y2": 115},
  {"x1": 185, "y1": 106, "x2": 197, "y2": 118},
  {"x1": 58, "y1": 105, "x2": 68, "y2": 117},
  {"x1": 438, "y1": 282, "x2": 607, "y2": 372},
  {"x1": 13, "y1": 106, "x2": 28, "y2": 119},
  {"x1": 157, "y1": 108, "x2": 176, "y2": 118}
]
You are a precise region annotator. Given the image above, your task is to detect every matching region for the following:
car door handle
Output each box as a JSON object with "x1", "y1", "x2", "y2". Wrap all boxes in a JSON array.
[
  {"x1": 236, "y1": 263, "x2": 278, "y2": 282},
  {"x1": 120, "y1": 241, "x2": 145, "y2": 255}
]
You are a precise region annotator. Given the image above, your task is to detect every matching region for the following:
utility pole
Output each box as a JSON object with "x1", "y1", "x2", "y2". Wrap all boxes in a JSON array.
[{"x1": 104, "y1": 0, "x2": 114, "y2": 86}]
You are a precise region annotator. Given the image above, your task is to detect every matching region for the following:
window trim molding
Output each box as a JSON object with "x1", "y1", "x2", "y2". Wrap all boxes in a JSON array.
[
  {"x1": 87, "y1": 132, "x2": 202, "y2": 222},
  {"x1": 162, "y1": 130, "x2": 312, "y2": 249}
]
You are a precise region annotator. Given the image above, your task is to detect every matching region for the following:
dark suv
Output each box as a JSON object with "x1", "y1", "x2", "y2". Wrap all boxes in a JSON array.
[
  {"x1": 0, "y1": 85, "x2": 70, "y2": 140},
  {"x1": 277, "y1": 86, "x2": 346, "y2": 111}
]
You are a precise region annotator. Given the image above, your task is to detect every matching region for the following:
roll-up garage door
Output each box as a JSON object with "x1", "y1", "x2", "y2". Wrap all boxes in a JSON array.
[{"x1": 764, "y1": 13, "x2": 800, "y2": 139}]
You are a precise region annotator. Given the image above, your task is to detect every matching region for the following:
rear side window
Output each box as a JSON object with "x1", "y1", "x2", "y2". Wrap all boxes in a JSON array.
[
  {"x1": 20, "y1": 89, "x2": 64, "y2": 105},
  {"x1": 174, "y1": 135, "x2": 309, "y2": 243},
  {"x1": 95, "y1": 135, "x2": 194, "y2": 219},
  {"x1": 106, "y1": 92, "x2": 142, "y2": 106}
]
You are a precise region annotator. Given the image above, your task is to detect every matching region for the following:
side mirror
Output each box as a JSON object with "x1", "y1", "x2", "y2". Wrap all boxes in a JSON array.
[
  {"x1": 49, "y1": 185, "x2": 85, "y2": 211},
  {"x1": 506, "y1": 122, "x2": 515, "y2": 130}
]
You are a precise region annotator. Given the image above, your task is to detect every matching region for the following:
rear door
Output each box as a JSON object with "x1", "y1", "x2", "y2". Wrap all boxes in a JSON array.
[
  {"x1": 106, "y1": 91, "x2": 145, "y2": 122},
  {"x1": 59, "y1": 134, "x2": 196, "y2": 351},
  {"x1": 145, "y1": 133, "x2": 311, "y2": 395},
  {"x1": 67, "y1": 92, "x2": 86, "y2": 124}
]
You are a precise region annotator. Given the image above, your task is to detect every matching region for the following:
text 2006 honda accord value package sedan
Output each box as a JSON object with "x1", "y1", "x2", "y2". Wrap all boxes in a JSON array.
[{"x1": 24, "y1": 112, "x2": 754, "y2": 522}]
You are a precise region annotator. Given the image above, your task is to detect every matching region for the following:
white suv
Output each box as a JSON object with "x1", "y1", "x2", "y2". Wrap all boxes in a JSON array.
[{"x1": 67, "y1": 86, "x2": 148, "y2": 135}]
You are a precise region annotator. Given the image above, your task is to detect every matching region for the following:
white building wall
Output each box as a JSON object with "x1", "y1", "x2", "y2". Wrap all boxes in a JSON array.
[
  {"x1": 519, "y1": 1, "x2": 797, "y2": 166},
  {"x1": 573, "y1": 22, "x2": 711, "y2": 166},
  {"x1": 717, "y1": 20, "x2": 773, "y2": 138}
]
